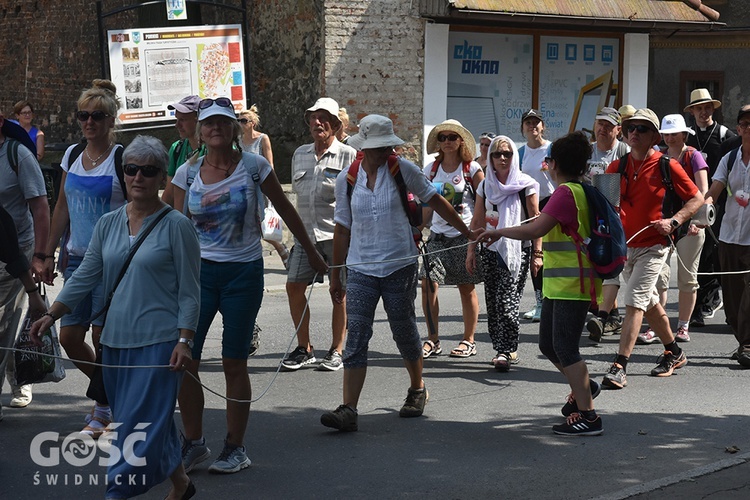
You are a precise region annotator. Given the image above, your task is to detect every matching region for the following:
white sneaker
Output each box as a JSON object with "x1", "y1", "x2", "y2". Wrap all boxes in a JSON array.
[
  {"x1": 10, "y1": 385, "x2": 32, "y2": 408},
  {"x1": 636, "y1": 329, "x2": 659, "y2": 345}
]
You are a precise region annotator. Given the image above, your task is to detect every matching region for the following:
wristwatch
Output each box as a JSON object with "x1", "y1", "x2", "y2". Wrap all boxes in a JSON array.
[
  {"x1": 670, "y1": 218, "x2": 680, "y2": 230},
  {"x1": 178, "y1": 338, "x2": 194, "y2": 349}
]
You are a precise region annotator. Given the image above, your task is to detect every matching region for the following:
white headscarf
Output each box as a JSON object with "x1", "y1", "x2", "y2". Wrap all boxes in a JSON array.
[{"x1": 483, "y1": 135, "x2": 539, "y2": 280}]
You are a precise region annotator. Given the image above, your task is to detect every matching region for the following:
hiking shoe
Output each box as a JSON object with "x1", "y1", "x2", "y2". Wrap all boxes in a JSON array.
[
  {"x1": 281, "y1": 346, "x2": 316, "y2": 370},
  {"x1": 603, "y1": 315, "x2": 622, "y2": 336},
  {"x1": 561, "y1": 379, "x2": 601, "y2": 417},
  {"x1": 738, "y1": 352, "x2": 750, "y2": 368},
  {"x1": 602, "y1": 362, "x2": 627, "y2": 389},
  {"x1": 532, "y1": 305, "x2": 541, "y2": 322},
  {"x1": 318, "y1": 348, "x2": 343, "y2": 371},
  {"x1": 703, "y1": 300, "x2": 723, "y2": 319},
  {"x1": 321, "y1": 404, "x2": 358, "y2": 431},
  {"x1": 636, "y1": 329, "x2": 659, "y2": 345},
  {"x1": 553, "y1": 413, "x2": 603, "y2": 436},
  {"x1": 248, "y1": 323, "x2": 261, "y2": 357},
  {"x1": 181, "y1": 435, "x2": 211, "y2": 474},
  {"x1": 587, "y1": 317, "x2": 604, "y2": 342},
  {"x1": 9, "y1": 385, "x2": 32, "y2": 408},
  {"x1": 208, "y1": 441, "x2": 251, "y2": 474},
  {"x1": 689, "y1": 314, "x2": 705, "y2": 328},
  {"x1": 675, "y1": 326, "x2": 690, "y2": 342},
  {"x1": 399, "y1": 387, "x2": 428, "y2": 417},
  {"x1": 650, "y1": 350, "x2": 687, "y2": 377}
]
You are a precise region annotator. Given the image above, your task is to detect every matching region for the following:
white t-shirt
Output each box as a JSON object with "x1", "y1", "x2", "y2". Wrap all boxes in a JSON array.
[
  {"x1": 423, "y1": 160, "x2": 481, "y2": 237},
  {"x1": 172, "y1": 155, "x2": 272, "y2": 262},
  {"x1": 585, "y1": 140, "x2": 629, "y2": 183},
  {"x1": 520, "y1": 141, "x2": 554, "y2": 199},
  {"x1": 61, "y1": 144, "x2": 127, "y2": 257}
]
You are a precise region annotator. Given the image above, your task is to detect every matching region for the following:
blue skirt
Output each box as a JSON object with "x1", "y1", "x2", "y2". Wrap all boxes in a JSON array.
[{"x1": 102, "y1": 340, "x2": 182, "y2": 498}]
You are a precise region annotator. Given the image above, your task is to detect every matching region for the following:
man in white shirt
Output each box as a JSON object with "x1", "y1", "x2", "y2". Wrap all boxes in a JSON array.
[{"x1": 282, "y1": 98, "x2": 357, "y2": 372}]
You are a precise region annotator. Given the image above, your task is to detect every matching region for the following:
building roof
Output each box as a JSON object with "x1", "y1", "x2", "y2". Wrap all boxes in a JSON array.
[{"x1": 421, "y1": 0, "x2": 723, "y2": 31}]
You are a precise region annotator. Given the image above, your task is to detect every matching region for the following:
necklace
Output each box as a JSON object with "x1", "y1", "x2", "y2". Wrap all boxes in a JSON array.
[
  {"x1": 85, "y1": 142, "x2": 113, "y2": 167},
  {"x1": 631, "y1": 155, "x2": 648, "y2": 181},
  {"x1": 694, "y1": 122, "x2": 718, "y2": 152},
  {"x1": 204, "y1": 157, "x2": 232, "y2": 178}
]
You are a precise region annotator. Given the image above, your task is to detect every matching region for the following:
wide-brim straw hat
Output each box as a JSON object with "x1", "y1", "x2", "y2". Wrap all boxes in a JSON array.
[
  {"x1": 426, "y1": 119, "x2": 476, "y2": 158},
  {"x1": 684, "y1": 88, "x2": 722, "y2": 112}
]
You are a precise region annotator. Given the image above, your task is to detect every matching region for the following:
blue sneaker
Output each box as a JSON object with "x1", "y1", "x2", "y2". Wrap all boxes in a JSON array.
[{"x1": 208, "y1": 441, "x2": 251, "y2": 474}]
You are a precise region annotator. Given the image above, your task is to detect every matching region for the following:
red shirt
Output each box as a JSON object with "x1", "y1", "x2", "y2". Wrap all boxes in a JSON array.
[{"x1": 606, "y1": 151, "x2": 698, "y2": 248}]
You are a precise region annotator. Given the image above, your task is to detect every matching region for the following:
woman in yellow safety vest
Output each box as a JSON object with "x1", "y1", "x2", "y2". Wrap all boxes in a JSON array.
[{"x1": 481, "y1": 131, "x2": 604, "y2": 436}]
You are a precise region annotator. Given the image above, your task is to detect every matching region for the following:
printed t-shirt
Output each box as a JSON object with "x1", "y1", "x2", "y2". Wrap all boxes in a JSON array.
[
  {"x1": 172, "y1": 156, "x2": 272, "y2": 262},
  {"x1": 423, "y1": 160, "x2": 481, "y2": 237},
  {"x1": 61, "y1": 144, "x2": 126, "y2": 257}
]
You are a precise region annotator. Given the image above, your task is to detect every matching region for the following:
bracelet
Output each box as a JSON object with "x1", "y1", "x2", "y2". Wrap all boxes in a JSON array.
[
  {"x1": 533, "y1": 250, "x2": 544, "y2": 257},
  {"x1": 42, "y1": 312, "x2": 56, "y2": 321},
  {"x1": 33, "y1": 252, "x2": 47, "y2": 260}
]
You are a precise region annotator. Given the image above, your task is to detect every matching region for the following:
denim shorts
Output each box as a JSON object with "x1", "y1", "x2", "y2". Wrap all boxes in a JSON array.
[
  {"x1": 60, "y1": 256, "x2": 106, "y2": 328},
  {"x1": 193, "y1": 258, "x2": 264, "y2": 360}
]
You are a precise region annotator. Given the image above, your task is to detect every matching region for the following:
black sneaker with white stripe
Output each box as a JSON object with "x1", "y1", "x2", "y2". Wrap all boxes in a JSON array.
[
  {"x1": 281, "y1": 346, "x2": 316, "y2": 370},
  {"x1": 552, "y1": 413, "x2": 603, "y2": 436}
]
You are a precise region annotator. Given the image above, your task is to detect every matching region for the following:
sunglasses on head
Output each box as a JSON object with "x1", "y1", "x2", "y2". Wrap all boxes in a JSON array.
[
  {"x1": 198, "y1": 97, "x2": 233, "y2": 110},
  {"x1": 437, "y1": 133, "x2": 460, "y2": 142},
  {"x1": 123, "y1": 163, "x2": 161, "y2": 177},
  {"x1": 491, "y1": 151, "x2": 513, "y2": 159},
  {"x1": 480, "y1": 132, "x2": 496, "y2": 139},
  {"x1": 626, "y1": 124, "x2": 653, "y2": 134},
  {"x1": 237, "y1": 118, "x2": 250, "y2": 124},
  {"x1": 76, "y1": 110, "x2": 110, "y2": 122}
]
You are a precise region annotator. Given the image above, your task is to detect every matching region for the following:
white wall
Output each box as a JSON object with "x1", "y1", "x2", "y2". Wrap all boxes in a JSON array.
[
  {"x1": 423, "y1": 23, "x2": 449, "y2": 164},
  {"x1": 622, "y1": 33, "x2": 650, "y2": 108}
]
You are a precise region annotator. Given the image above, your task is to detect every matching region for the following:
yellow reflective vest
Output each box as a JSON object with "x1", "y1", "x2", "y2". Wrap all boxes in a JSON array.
[{"x1": 542, "y1": 182, "x2": 602, "y2": 302}]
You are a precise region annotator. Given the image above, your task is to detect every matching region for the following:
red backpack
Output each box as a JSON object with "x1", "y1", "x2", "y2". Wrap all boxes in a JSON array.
[{"x1": 346, "y1": 152, "x2": 423, "y2": 246}]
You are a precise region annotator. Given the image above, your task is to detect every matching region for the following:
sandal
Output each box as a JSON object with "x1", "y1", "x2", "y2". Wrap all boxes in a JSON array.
[
  {"x1": 449, "y1": 340, "x2": 477, "y2": 358},
  {"x1": 422, "y1": 340, "x2": 442, "y2": 358},
  {"x1": 80, "y1": 416, "x2": 110, "y2": 440},
  {"x1": 492, "y1": 353, "x2": 511, "y2": 372}
]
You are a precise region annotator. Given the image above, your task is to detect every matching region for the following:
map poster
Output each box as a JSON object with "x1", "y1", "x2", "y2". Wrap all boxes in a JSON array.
[{"x1": 108, "y1": 24, "x2": 246, "y2": 125}]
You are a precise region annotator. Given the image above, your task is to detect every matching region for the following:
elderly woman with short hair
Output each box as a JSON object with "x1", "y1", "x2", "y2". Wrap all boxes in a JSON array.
[{"x1": 31, "y1": 135, "x2": 201, "y2": 499}]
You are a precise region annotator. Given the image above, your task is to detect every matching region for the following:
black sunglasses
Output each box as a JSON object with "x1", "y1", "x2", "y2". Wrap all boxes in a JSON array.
[
  {"x1": 544, "y1": 156, "x2": 553, "y2": 164},
  {"x1": 76, "y1": 111, "x2": 110, "y2": 122},
  {"x1": 491, "y1": 151, "x2": 513, "y2": 159},
  {"x1": 199, "y1": 97, "x2": 233, "y2": 110},
  {"x1": 237, "y1": 118, "x2": 250, "y2": 124},
  {"x1": 626, "y1": 124, "x2": 653, "y2": 134},
  {"x1": 437, "y1": 133, "x2": 460, "y2": 142},
  {"x1": 123, "y1": 163, "x2": 161, "y2": 177}
]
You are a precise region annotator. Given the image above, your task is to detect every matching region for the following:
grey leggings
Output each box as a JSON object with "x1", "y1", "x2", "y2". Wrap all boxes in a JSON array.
[
  {"x1": 538, "y1": 298, "x2": 590, "y2": 367},
  {"x1": 343, "y1": 264, "x2": 422, "y2": 368}
]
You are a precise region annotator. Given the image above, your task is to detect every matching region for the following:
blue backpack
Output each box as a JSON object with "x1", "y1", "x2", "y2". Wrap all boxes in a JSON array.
[{"x1": 569, "y1": 181, "x2": 627, "y2": 280}]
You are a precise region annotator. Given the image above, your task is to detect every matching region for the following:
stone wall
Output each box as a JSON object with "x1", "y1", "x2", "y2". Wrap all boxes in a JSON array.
[{"x1": 324, "y1": 0, "x2": 426, "y2": 163}]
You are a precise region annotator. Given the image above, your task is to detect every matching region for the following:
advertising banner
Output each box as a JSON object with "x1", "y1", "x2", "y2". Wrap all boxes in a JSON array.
[{"x1": 107, "y1": 24, "x2": 246, "y2": 125}]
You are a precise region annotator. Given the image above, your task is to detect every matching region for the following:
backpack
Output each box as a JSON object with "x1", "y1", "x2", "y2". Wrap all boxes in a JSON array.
[
  {"x1": 723, "y1": 146, "x2": 741, "y2": 196},
  {"x1": 566, "y1": 181, "x2": 627, "y2": 280},
  {"x1": 182, "y1": 152, "x2": 265, "y2": 224},
  {"x1": 426, "y1": 159, "x2": 475, "y2": 203},
  {"x1": 617, "y1": 152, "x2": 688, "y2": 242},
  {"x1": 346, "y1": 152, "x2": 422, "y2": 246}
]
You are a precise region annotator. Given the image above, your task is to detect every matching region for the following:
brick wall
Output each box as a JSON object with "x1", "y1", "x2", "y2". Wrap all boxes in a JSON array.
[{"x1": 324, "y1": 0, "x2": 426, "y2": 162}]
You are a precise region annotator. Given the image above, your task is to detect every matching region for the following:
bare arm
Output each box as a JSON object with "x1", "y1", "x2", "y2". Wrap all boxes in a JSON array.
[
  {"x1": 28, "y1": 195, "x2": 50, "y2": 278},
  {"x1": 261, "y1": 135, "x2": 274, "y2": 168},
  {"x1": 329, "y1": 224, "x2": 350, "y2": 304},
  {"x1": 36, "y1": 131, "x2": 45, "y2": 160},
  {"x1": 161, "y1": 176, "x2": 175, "y2": 206},
  {"x1": 426, "y1": 194, "x2": 475, "y2": 239},
  {"x1": 482, "y1": 213, "x2": 559, "y2": 245}
]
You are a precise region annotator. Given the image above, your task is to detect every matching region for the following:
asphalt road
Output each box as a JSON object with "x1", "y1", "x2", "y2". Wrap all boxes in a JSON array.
[{"x1": 1, "y1": 250, "x2": 748, "y2": 499}]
